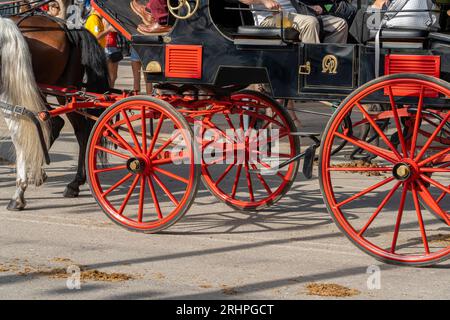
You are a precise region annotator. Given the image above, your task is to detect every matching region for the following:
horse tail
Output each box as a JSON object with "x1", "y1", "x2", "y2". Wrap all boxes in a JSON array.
[
  {"x1": 67, "y1": 27, "x2": 110, "y2": 93},
  {"x1": 0, "y1": 17, "x2": 50, "y2": 185}
]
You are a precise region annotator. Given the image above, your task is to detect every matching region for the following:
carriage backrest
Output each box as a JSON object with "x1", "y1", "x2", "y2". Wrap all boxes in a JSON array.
[{"x1": 210, "y1": 0, "x2": 254, "y2": 31}]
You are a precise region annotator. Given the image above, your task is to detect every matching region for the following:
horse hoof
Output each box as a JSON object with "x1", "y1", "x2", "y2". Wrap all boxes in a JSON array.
[
  {"x1": 6, "y1": 199, "x2": 25, "y2": 211},
  {"x1": 63, "y1": 186, "x2": 80, "y2": 198}
]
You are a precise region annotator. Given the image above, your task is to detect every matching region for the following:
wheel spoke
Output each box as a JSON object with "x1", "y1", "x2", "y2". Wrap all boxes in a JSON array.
[
  {"x1": 138, "y1": 175, "x2": 145, "y2": 223},
  {"x1": 105, "y1": 123, "x2": 139, "y2": 157},
  {"x1": 257, "y1": 159, "x2": 286, "y2": 180},
  {"x1": 94, "y1": 165, "x2": 127, "y2": 174},
  {"x1": 244, "y1": 163, "x2": 255, "y2": 202},
  {"x1": 224, "y1": 114, "x2": 236, "y2": 131},
  {"x1": 328, "y1": 167, "x2": 392, "y2": 172},
  {"x1": 251, "y1": 163, "x2": 272, "y2": 195},
  {"x1": 121, "y1": 110, "x2": 143, "y2": 154},
  {"x1": 151, "y1": 173, "x2": 179, "y2": 206},
  {"x1": 419, "y1": 174, "x2": 450, "y2": 196},
  {"x1": 355, "y1": 102, "x2": 402, "y2": 160},
  {"x1": 102, "y1": 173, "x2": 133, "y2": 197},
  {"x1": 147, "y1": 175, "x2": 162, "y2": 219},
  {"x1": 391, "y1": 182, "x2": 409, "y2": 253},
  {"x1": 204, "y1": 118, "x2": 236, "y2": 144},
  {"x1": 94, "y1": 145, "x2": 129, "y2": 160},
  {"x1": 387, "y1": 86, "x2": 409, "y2": 157},
  {"x1": 420, "y1": 167, "x2": 450, "y2": 173},
  {"x1": 141, "y1": 106, "x2": 147, "y2": 154},
  {"x1": 418, "y1": 146, "x2": 450, "y2": 167},
  {"x1": 231, "y1": 164, "x2": 242, "y2": 199},
  {"x1": 411, "y1": 184, "x2": 430, "y2": 255},
  {"x1": 359, "y1": 181, "x2": 401, "y2": 236},
  {"x1": 335, "y1": 177, "x2": 395, "y2": 208},
  {"x1": 416, "y1": 179, "x2": 450, "y2": 225},
  {"x1": 262, "y1": 114, "x2": 278, "y2": 130},
  {"x1": 214, "y1": 163, "x2": 235, "y2": 186},
  {"x1": 334, "y1": 132, "x2": 398, "y2": 163},
  {"x1": 415, "y1": 112, "x2": 450, "y2": 162},
  {"x1": 118, "y1": 175, "x2": 140, "y2": 215},
  {"x1": 150, "y1": 131, "x2": 181, "y2": 160},
  {"x1": 437, "y1": 190, "x2": 447, "y2": 204},
  {"x1": 153, "y1": 166, "x2": 189, "y2": 184},
  {"x1": 410, "y1": 86, "x2": 425, "y2": 158},
  {"x1": 147, "y1": 115, "x2": 165, "y2": 157}
]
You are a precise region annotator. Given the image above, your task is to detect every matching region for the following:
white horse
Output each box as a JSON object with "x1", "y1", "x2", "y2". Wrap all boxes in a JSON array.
[{"x1": 0, "y1": 17, "x2": 50, "y2": 210}]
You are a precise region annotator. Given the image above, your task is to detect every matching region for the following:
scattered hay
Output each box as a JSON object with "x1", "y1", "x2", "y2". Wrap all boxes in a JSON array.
[
  {"x1": 77, "y1": 269, "x2": 136, "y2": 282},
  {"x1": 429, "y1": 234, "x2": 450, "y2": 246},
  {"x1": 306, "y1": 283, "x2": 360, "y2": 297},
  {"x1": 153, "y1": 272, "x2": 166, "y2": 280},
  {"x1": 221, "y1": 285, "x2": 239, "y2": 296},
  {"x1": 51, "y1": 257, "x2": 74, "y2": 264},
  {"x1": 0, "y1": 265, "x2": 13, "y2": 272},
  {"x1": 199, "y1": 284, "x2": 213, "y2": 289},
  {"x1": 1, "y1": 259, "x2": 136, "y2": 282},
  {"x1": 331, "y1": 160, "x2": 383, "y2": 177}
]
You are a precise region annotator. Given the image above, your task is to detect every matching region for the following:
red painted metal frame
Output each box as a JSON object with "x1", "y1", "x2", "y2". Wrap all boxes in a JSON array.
[{"x1": 38, "y1": 84, "x2": 133, "y2": 120}]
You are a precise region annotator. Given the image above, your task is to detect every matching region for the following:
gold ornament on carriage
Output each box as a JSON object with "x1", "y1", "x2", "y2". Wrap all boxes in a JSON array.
[
  {"x1": 322, "y1": 55, "x2": 338, "y2": 74},
  {"x1": 167, "y1": 0, "x2": 200, "y2": 20}
]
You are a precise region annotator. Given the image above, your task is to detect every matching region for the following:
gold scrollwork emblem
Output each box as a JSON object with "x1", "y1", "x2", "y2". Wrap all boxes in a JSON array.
[{"x1": 322, "y1": 55, "x2": 338, "y2": 74}]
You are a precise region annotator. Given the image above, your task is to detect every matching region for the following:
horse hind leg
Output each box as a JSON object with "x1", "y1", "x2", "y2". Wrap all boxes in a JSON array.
[{"x1": 63, "y1": 114, "x2": 92, "y2": 198}]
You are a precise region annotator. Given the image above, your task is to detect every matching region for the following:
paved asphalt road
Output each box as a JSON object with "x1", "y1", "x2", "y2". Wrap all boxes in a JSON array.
[{"x1": 0, "y1": 60, "x2": 448, "y2": 300}]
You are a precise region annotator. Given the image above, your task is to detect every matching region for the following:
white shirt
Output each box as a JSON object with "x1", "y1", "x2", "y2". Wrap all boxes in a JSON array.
[{"x1": 251, "y1": 0, "x2": 297, "y2": 25}]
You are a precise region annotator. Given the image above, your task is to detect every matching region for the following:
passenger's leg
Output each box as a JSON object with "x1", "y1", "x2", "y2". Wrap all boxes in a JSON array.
[
  {"x1": 146, "y1": 0, "x2": 168, "y2": 24},
  {"x1": 321, "y1": 16, "x2": 348, "y2": 44},
  {"x1": 291, "y1": 14, "x2": 320, "y2": 44}
]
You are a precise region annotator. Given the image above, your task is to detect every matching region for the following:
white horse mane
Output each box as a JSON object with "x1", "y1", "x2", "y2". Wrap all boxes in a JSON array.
[{"x1": 0, "y1": 17, "x2": 50, "y2": 185}]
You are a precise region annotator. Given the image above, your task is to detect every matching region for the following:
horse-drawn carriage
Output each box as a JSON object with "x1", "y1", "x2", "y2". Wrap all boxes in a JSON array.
[{"x1": 0, "y1": 0, "x2": 448, "y2": 266}]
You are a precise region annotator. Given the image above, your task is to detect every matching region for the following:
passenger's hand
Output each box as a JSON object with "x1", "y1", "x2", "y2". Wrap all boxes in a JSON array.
[
  {"x1": 309, "y1": 5, "x2": 323, "y2": 15},
  {"x1": 262, "y1": 0, "x2": 280, "y2": 11}
]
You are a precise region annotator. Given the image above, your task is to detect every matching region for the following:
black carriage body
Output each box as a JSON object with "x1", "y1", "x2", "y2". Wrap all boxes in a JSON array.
[{"x1": 94, "y1": 0, "x2": 450, "y2": 105}]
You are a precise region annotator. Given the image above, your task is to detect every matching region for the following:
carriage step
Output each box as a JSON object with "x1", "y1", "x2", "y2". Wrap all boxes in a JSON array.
[{"x1": 302, "y1": 144, "x2": 318, "y2": 180}]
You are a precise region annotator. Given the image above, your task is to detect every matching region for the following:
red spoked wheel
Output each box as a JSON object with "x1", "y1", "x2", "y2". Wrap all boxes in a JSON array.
[
  {"x1": 200, "y1": 90, "x2": 300, "y2": 211},
  {"x1": 86, "y1": 96, "x2": 199, "y2": 233},
  {"x1": 319, "y1": 74, "x2": 450, "y2": 266}
]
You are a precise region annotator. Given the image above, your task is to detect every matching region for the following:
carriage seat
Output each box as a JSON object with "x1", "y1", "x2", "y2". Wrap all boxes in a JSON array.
[
  {"x1": 236, "y1": 26, "x2": 300, "y2": 41},
  {"x1": 369, "y1": 29, "x2": 428, "y2": 41},
  {"x1": 429, "y1": 32, "x2": 450, "y2": 44}
]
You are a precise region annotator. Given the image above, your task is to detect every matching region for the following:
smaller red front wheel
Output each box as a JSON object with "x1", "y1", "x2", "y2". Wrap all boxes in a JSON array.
[{"x1": 86, "y1": 96, "x2": 199, "y2": 233}]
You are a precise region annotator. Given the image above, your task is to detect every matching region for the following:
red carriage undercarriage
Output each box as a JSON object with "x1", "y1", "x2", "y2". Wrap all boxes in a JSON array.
[{"x1": 1, "y1": 0, "x2": 448, "y2": 267}]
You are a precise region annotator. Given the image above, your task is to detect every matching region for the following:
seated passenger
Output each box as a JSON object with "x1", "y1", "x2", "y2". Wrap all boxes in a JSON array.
[
  {"x1": 240, "y1": 0, "x2": 348, "y2": 43},
  {"x1": 130, "y1": 0, "x2": 171, "y2": 34},
  {"x1": 349, "y1": 0, "x2": 389, "y2": 43}
]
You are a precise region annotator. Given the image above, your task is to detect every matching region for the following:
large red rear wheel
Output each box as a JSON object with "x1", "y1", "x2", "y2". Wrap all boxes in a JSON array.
[
  {"x1": 319, "y1": 74, "x2": 449, "y2": 266},
  {"x1": 86, "y1": 96, "x2": 199, "y2": 233},
  {"x1": 201, "y1": 91, "x2": 300, "y2": 211}
]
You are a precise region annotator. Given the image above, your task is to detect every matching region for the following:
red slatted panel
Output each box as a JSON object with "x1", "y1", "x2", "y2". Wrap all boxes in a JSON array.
[
  {"x1": 384, "y1": 55, "x2": 441, "y2": 98},
  {"x1": 165, "y1": 45, "x2": 202, "y2": 79}
]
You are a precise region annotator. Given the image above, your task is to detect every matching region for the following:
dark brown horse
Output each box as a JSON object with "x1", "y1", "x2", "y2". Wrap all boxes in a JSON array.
[{"x1": 7, "y1": 13, "x2": 110, "y2": 209}]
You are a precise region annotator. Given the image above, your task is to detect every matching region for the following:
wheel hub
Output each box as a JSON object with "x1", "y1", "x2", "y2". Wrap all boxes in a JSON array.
[
  {"x1": 127, "y1": 158, "x2": 146, "y2": 174},
  {"x1": 393, "y1": 162, "x2": 412, "y2": 181}
]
